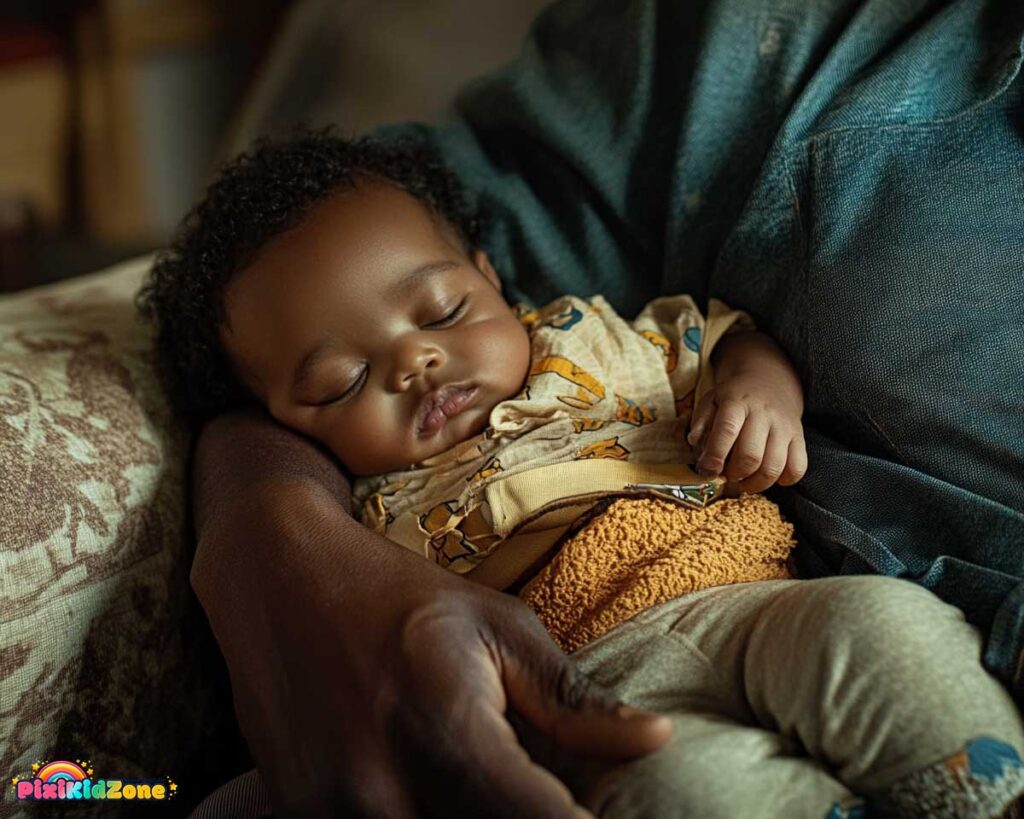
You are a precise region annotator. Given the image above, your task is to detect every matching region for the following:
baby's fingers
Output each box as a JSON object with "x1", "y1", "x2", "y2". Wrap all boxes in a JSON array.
[
  {"x1": 777, "y1": 435, "x2": 808, "y2": 486},
  {"x1": 722, "y1": 412, "x2": 771, "y2": 483},
  {"x1": 696, "y1": 400, "x2": 748, "y2": 477},
  {"x1": 686, "y1": 388, "x2": 716, "y2": 448},
  {"x1": 736, "y1": 429, "x2": 788, "y2": 494}
]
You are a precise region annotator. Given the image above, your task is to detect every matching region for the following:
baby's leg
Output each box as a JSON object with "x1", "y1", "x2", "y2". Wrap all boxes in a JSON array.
[
  {"x1": 734, "y1": 575, "x2": 1024, "y2": 817},
  {"x1": 549, "y1": 582, "x2": 865, "y2": 819},
  {"x1": 563, "y1": 577, "x2": 1024, "y2": 818},
  {"x1": 579, "y1": 709, "x2": 866, "y2": 819}
]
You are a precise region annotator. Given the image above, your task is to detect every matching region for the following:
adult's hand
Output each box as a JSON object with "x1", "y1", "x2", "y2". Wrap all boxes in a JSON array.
[{"x1": 190, "y1": 409, "x2": 673, "y2": 818}]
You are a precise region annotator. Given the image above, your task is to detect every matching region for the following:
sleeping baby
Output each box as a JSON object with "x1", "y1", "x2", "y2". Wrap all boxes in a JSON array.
[{"x1": 139, "y1": 130, "x2": 1024, "y2": 818}]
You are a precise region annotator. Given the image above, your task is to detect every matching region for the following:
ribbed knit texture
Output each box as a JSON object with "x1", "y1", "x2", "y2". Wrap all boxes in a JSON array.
[{"x1": 520, "y1": 494, "x2": 796, "y2": 652}]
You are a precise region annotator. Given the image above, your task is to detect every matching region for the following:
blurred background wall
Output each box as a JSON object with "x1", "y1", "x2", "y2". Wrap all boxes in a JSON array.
[{"x1": 0, "y1": 0, "x2": 552, "y2": 292}]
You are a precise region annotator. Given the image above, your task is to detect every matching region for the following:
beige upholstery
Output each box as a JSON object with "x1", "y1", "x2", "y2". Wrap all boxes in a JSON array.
[{"x1": 0, "y1": 256, "x2": 246, "y2": 815}]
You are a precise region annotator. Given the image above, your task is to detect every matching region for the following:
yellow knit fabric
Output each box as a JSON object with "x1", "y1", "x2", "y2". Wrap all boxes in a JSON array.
[{"x1": 518, "y1": 494, "x2": 796, "y2": 653}]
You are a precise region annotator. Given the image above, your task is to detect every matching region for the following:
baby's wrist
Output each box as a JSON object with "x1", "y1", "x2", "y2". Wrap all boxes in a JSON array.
[{"x1": 712, "y1": 333, "x2": 804, "y2": 414}]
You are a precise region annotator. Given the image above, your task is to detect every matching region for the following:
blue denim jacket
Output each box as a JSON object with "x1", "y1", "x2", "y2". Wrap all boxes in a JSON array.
[{"x1": 379, "y1": 0, "x2": 1024, "y2": 700}]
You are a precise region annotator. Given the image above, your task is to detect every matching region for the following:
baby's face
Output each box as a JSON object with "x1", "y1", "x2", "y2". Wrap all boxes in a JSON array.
[{"x1": 220, "y1": 179, "x2": 531, "y2": 476}]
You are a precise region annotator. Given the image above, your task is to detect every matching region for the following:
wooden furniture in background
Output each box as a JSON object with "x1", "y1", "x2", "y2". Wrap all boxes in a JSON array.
[
  {"x1": 75, "y1": 0, "x2": 229, "y2": 242},
  {"x1": 0, "y1": 23, "x2": 70, "y2": 228}
]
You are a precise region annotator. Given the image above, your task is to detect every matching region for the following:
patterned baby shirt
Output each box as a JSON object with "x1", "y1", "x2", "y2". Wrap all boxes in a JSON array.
[{"x1": 351, "y1": 293, "x2": 754, "y2": 588}]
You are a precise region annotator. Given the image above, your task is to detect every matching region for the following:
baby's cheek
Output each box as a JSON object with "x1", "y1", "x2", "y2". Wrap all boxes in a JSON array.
[
  {"x1": 332, "y1": 401, "x2": 410, "y2": 475},
  {"x1": 503, "y1": 322, "x2": 533, "y2": 395},
  {"x1": 470, "y1": 316, "x2": 531, "y2": 397}
]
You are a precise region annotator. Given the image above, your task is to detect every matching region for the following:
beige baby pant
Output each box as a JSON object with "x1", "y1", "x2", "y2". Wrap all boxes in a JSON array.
[{"x1": 536, "y1": 576, "x2": 1024, "y2": 818}]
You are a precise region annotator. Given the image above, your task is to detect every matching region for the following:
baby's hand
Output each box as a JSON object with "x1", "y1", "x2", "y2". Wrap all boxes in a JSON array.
[{"x1": 686, "y1": 370, "x2": 807, "y2": 494}]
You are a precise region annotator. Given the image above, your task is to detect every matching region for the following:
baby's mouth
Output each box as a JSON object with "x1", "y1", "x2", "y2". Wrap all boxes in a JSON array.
[{"x1": 416, "y1": 383, "x2": 479, "y2": 438}]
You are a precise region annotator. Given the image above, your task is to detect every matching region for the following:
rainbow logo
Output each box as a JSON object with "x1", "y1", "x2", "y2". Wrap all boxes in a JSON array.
[
  {"x1": 36, "y1": 760, "x2": 87, "y2": 783},
  {"x1": 11, "y1": 757, "x2": 176, "y2": 802}
]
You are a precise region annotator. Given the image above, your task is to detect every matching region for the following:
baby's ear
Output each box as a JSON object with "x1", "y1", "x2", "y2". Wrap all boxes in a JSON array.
[{"x1": 471, "y1": 249, "x2": 502, "y2": 291}]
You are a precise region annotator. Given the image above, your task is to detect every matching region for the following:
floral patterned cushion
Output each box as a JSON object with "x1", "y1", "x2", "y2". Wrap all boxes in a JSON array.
[{"x1": 0, "y1": 256, "x2": 247, "y2": 815}]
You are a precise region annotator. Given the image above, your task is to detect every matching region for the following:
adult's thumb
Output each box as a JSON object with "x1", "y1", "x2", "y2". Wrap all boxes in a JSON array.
[{"x1": 502, "y1": 642, "x2": 674, "y2": 761}]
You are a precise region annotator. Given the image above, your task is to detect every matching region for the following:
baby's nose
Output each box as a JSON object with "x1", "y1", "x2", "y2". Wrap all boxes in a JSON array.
[{"x1": 391, "y1": 343, "x2": 445, "y2": 391}]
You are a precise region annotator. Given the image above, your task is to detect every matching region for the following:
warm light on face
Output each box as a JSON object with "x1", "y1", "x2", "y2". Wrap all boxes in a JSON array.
[{"x1": 220, "y1": 180, "x2": 532, "y2": 475}]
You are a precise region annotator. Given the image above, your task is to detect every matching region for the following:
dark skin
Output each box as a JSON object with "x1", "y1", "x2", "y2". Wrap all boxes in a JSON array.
[
  {"x1": 191, "y1": 411, "x2": 674, "y2": 818},
  {"x1": 220, "y1": 178, "x2": 806, "y2": 487},
  {"x1": 219, "y1": 179, "x2": 533, "y2": 476},
  {"x1": 199, "y1": 180, "x2": 674, "y2": 818},
  {"x1": 195, "y1": 180, "x2": 806, "y2": 816}
]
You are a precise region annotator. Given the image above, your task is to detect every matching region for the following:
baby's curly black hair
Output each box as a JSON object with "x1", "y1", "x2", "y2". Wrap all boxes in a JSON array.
[{"x1": 136, "y1": 127, "x2": 484, "y2": 427}]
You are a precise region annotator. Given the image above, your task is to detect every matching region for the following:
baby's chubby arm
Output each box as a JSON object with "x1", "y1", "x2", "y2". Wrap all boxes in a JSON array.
[{"x1": 686, "y1": 330, "x2": 807, "y2": 494}]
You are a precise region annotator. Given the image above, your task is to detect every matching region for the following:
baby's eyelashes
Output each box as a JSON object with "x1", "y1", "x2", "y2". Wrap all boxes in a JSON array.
[{"x1": 311, "y1": 367, "x2": 368, "y2": 406}]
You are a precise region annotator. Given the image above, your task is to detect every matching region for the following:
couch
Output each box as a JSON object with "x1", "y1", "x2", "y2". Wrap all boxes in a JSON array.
[{"x1": 0, "y1": 256, "x2": 250, "y2": 815}]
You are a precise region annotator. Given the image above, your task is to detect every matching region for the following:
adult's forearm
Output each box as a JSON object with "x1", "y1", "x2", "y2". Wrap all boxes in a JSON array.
[
  {"x1": 187, "y1": 408, "x2": 414, "y2": 805},
  {"x1": 186, "y1": 409, "x2": 675, "y2": 818},
  {"x1": 191, "y1": 407, "x2": 353, "y2": 535},
  {"x1": 188, "y1": 408, "x2": 429, "y2": 607},
  {"x1": 191, "y1": 409, "x2": 340, "y2": 616},
  {"x1": 189, "y1": 410, "x2": 357, "y2": 696},
  {"x1": 188, "y1": 410, "x2": 418, "y2": 686}
]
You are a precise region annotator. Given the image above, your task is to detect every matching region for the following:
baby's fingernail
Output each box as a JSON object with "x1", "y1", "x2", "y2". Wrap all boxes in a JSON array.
[{"x1": 698, "y1": 465, "x2": 715, "y2": 477}]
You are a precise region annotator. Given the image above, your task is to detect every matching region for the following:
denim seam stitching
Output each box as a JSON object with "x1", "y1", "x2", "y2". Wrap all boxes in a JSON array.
[{"x1": 803, "y1": 43, "x2": 1024, "y2": 143}]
